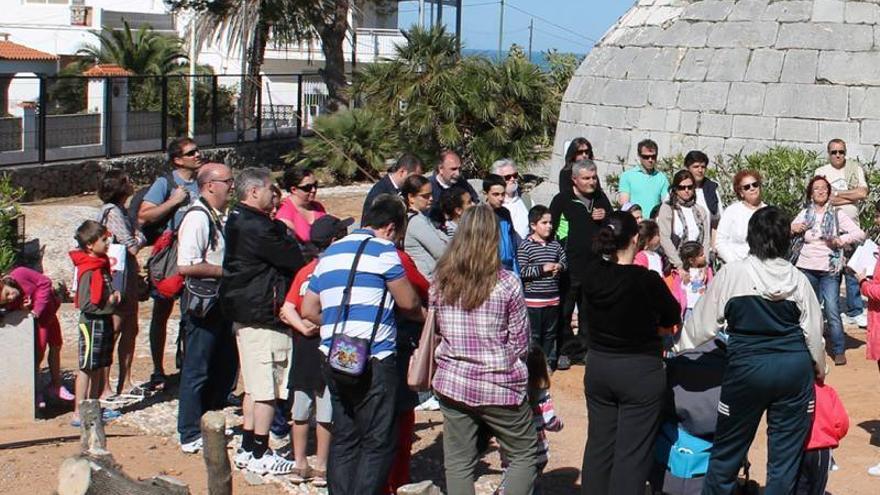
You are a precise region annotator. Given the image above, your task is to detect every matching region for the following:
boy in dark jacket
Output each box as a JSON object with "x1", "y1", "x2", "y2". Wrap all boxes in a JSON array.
[{"x1": 69, "y1": 220, "x2": 120, "y2": 426}]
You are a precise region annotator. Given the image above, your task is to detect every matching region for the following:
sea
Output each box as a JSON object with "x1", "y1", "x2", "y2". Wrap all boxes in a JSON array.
[{"x1": 460, "y1": 48, "x2": 584, "y2": 71}]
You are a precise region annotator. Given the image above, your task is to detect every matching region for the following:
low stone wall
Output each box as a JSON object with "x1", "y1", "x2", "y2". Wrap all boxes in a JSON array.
[{"x1": 7, "y1": 138, "x2": 302, "y2": 201}]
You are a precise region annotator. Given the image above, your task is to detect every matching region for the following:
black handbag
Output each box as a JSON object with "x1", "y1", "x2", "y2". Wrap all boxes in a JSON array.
[{"x1": 181, "y1": 277, "x2": 220, "y2": 318}]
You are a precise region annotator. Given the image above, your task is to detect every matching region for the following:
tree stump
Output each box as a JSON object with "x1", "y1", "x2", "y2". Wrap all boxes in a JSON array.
[
  {"x1": 201, "y1": 411, "x2": 232, "y2": 495},
  {"x1": 78, "y1": 400, "x2": 109, "y2": 459},
  {"x1": 56, "y1": 455, "x2": 190, "y2": 495}
]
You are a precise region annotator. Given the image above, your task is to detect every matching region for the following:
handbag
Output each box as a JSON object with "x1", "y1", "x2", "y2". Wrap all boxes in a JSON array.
[
  {"x1": 407, "y1": 308, "x2": 439, "y2": 391},
  {"x1": 327, "y1": 237, "x2": 388, "y2": 385},
  {"x1": 181, "y1": 277, "x2": 220, "y2": 318},
  {"x1": 99, "y1": 206, "x2": 129, "y2": 294}
]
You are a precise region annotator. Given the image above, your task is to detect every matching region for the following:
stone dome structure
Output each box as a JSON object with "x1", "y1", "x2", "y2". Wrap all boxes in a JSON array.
[{"x1": 553, "y1": 0, "x2": 880, "y2": 182}]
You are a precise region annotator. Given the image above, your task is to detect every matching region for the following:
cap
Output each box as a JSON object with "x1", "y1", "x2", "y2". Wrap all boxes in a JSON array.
[{"x1": 310, "y1": 215, "x2": 354, "y2": 248}]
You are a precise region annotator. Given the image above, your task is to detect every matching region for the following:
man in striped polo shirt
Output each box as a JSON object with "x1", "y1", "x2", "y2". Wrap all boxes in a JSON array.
[{"x1": 301, "y1": 194, "x2": 424, "y2": 495}]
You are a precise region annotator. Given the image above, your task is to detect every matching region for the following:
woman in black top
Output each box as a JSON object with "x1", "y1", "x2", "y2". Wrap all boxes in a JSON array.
[{"x1": 579, "y1": 211, "x2": 681, "y2": 495}]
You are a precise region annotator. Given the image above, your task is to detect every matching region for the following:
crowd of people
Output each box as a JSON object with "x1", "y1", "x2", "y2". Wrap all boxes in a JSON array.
[{"x1": 2, "y1": 133, "x2": 880, "y2": 494}]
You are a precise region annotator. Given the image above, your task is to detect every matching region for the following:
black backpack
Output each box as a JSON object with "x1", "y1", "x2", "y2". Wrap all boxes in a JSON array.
[{"x1": 128, "y1": 171, "x2": 179, "y2": 246}]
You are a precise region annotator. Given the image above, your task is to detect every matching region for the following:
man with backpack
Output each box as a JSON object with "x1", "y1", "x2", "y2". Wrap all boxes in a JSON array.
[
  {"x1": 135, "y1": 137, "x2": 202, "y2": 391},
  {"x1": 175, "y1": 162, "x2": 237, "y2": 454},
  {"x1": 221, "y1": 167, "x2": 304, "y2": 475}
]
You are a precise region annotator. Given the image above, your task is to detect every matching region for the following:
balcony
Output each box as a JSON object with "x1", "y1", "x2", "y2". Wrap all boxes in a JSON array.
[{"x1": 264, "y1": 28, "x2": 406, "y2": 65}]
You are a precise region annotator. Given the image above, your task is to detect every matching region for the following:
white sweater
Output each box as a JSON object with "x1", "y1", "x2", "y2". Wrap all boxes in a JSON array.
[{"x1": 715, "y1": 201, "x2": 765, "y2": 264}]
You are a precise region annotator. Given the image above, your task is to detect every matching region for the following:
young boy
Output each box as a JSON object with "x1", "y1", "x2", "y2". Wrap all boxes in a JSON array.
[
  {"x1": 69, "y1": 220, "x2": 121, "y2": 426},
  {"x1": 516, "y1": 205, "x2": 567, "y2": 369}
]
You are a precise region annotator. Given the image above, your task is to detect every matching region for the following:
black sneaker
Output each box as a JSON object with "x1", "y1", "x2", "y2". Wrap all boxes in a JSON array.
[{"x1": 557, "y1": 355, "x2": 571, "y2": 371}]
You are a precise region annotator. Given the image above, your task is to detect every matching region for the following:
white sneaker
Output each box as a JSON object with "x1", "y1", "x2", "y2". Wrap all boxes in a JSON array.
[
  {"x1": 180, "y1": 437, "x2": 202, "y2": 454},
  {"x1": 415, "y1": 397, "x2": 440, "y2": 411},
  {"x1": 246, "y1": 449, "x2": 295, "y2": 475},
  {"x1": 233, "y1": 448, "x2": 252, "y2": 469},
  {"x1": 841, "y1": 313, "x2": 856, "y2": 326},
  {"x1": 856, "y1": 312, "x2": 868, "y2": 328},
  {"x1": 868, "y1": 462, "x2": 880, "y2": 477}
]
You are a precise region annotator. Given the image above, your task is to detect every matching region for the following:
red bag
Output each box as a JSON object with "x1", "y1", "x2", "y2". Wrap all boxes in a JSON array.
[{"x1": 147, "y1": 230, "x2": 184, "y2": 299}]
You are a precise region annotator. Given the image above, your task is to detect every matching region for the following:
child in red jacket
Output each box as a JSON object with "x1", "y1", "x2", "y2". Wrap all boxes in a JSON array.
[{"x1": 794, "y1": 381, "x2": 849, "y2": 494}]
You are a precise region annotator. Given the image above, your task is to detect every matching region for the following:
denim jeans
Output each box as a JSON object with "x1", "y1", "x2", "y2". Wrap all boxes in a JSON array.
[
  {"x1": 177, "y1": 306, "x2": 238, "y2": 444},
  {"x1": 325, "y1": 356, "x2": 398, "y2": 495},
  {"x1": 801, "y1": 269, "x2": 845, "y2": 356},
  {"x1": 843, "y1": 270, "x2": 865, "y2": 317}
]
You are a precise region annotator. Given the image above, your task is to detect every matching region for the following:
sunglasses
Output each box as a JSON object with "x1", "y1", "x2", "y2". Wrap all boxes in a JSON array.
[
  {"x1": 639, "y1": 153, "x2": 657, "y2": 161},
  {"x1": 740, "y1": 181, "x2": 761, "y2": 191},
  {"x1": 676, "y1": 184, "x2": 695, "y2": 191},
  {"x1": 503, "y1": 173, "x2": 519, "y2": 181},
  {"x1": 182, "y1": 148, "x2": 200, "y2": 157},
  {"x1": 576, "y1": 148, "x2": 591, "y2": 156},
  {"x1": 829, "y1": 150, "x2": 846, "y2": 156},
  {"x1": 297, "y1": 183, "x2": 318, "y2": 192}
]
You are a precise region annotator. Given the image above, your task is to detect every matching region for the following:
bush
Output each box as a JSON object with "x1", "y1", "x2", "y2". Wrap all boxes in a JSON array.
[{"x1": 0, "y1": 175, "x2": 24, "y2": 273}]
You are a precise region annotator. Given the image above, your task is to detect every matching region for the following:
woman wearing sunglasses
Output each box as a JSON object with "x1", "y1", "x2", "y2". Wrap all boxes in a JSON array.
[
  {"x1": 277, "y1": 167, "x2": 326, "y2": 244},
  {"x1": 716, "y1": 170, "x2": 766, "y2": 264},
  {"x1": 657, "y1": 170, "x2": 712, "y2": 279},
  {"x1": 558, "y1": 138, "x2": 594, "y2": 194}
]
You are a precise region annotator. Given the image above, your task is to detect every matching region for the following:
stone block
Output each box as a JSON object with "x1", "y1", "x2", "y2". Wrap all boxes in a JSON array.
[
  {"x1": 775, "y1": 118, "x2": 818, "y2": 142},
  {"x1": 600, "y1": 79, "x2": 650, "y2": 107},
  {"x1": 699, "y1": 113, "x2": 733, "y2": 137},
  {"x1": 849, "y1": 87, "x2": 880, "y2": 120},
  {"x1": 707, "y1": 21, "x2": 778, "y2": 48},
  {"x1": 780, "y1": 50, "x2": 819, "y2": 84},
  {"x1": 635, "y1": 47, "x2": 685, "y2": 81},
  {"x1": 606, "y1": 128, "x2": 635, "y2": 163},
  {"x1": 675, "y1": 48, "x2": 713, "y2": 81},
  {"x1": 593, "y1": 105, "x2": 627, "y2": 129},
  {"x1": 397, "y1": 481, "x2": 442, "y2": 495},
  {"x1": 726, "y1": 82, "x2": 766, "y2": 115},
  {"x1": 777, "y1": 23, "x2": 874, "y2": 51},
  {"x1": 0, "y1": 312, "x2": 35, "y2": 422},
  {"x1": 648, "y1": 81, "x2": 681, "y2": 108},
  {"x1": 724, "y1": 137, "x2": 776, "y2": 156},
  {"x1": 574, "y1": 77, "x2": 607, "y2": 105},
  {"x1": 681, "y1": 0, "x2": 735, "y2": 21},
  {"x1": 762, "y1": 1, "x2": 812, "y2": 22},
  {"x1": 619, "y1": 6, "x2": 652, "y2": 28},
  {"x1": 812, "y1": 0, "x2": 845, "y2": 23},
  {"x1": 639, "y1": 107, "x2": 668, "y2": 131},
  {"x1": 665, "y1": 109, "x2": 682, "y2": 132},
  {"x1": 680, "y1": 111, "x2": 700, "y2": 134},
  {"x1": 678, "y1": 81, "x2": 730, "y2": 111},
  {"x1": 819, "y1": 121, "x2": 860, "y2": 145},
  {"x1": 655, "y1": 21, "x2": 711, "y2": 48},
  {"x1": 845, "y1": 1, "x2": 879, "y2": 24},
  {"x1": 744, "y1": 49, "x2": 784, "y2": 82},
  {"x1": 707, "y1": 48, "x2": 750, "y2": 81},
  {"x1": 732, "y1": 115, "x2": 776, "y2": 139},
  {"x1": 697, "y1": 135, "x2": 726, "y2": 158},
  {"x1": 728, "y1": 0, "x2": 769, "y2": 21},
  {"x1": 626, "y1": 108, "x2": 642, "y2": 129},
  {"x1": 860, "y1": 120, "x2": 880, "y2": 145},
  {"x1": 671, "y1": 133, "x2": 701, "y2": 154},
  {"x1": 630, "y1": 26, "x2": 663, "y2": 47},
  {"x1": 764, "y1": 84, "x2": 848, "y2": 120},
  {"x1": 646, "y1": 6, "x2": 683, "y2": 26},
  {"x1": 817, "y1": 51, "x2": 880, "y2": 85}
]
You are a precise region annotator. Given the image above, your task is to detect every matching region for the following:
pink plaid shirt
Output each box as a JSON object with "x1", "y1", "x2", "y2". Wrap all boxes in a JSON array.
[{"x1": 431, "y1": 270, "x2": 530, "y2": 407}]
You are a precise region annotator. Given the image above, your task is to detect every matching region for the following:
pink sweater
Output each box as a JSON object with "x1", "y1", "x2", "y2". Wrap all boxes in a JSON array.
[
  {"x1": 275, "y1": 197, "x2": 326, "y2": 243},
  {"x1": 7, "y1": 267, "x2": 58, "y2": 319},
  {"x1": 791, "y1": 208, "x2": 864, "y2": 272}
]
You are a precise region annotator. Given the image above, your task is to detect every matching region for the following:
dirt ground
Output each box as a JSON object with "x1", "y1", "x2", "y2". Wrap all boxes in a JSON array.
[{"x1": 2, "y1": 188, "x2": 880, "y2": 494}]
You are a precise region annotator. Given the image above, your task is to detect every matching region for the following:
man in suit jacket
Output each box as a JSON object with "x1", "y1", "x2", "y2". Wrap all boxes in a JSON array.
[
  {"x1": 361, "y1": 153, "x2": 424, "y2": 220},
  {"x1": 429, "y1": 150, "x2": 480, "y2": 218}
]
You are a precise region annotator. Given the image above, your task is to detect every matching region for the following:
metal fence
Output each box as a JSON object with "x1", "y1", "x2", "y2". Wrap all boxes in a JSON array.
[{"x1": 0, "y1": 72, "x2": 332, "y2": 167}]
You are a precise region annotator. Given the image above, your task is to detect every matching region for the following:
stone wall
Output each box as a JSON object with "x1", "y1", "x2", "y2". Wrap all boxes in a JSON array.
[
  {"x1": 5, "y1": 138, "x2": 301, "y2": 201},
  {"x1": 554, "y1": 0, "x2": 880, "y2": 185}
]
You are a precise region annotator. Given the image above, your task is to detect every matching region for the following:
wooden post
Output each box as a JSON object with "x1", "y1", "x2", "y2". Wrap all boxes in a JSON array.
[
  {"x1": 78, "y1": 399, "x2": 109, "y2": 459},
  {"x1": 201, "y1": 411, "x2": 232, "y2": 495}
]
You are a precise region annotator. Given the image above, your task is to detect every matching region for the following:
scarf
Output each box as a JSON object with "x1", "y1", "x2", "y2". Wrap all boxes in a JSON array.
[
  {"x1": 671, "y1": 195, "x2": 706, "y2": 246},
  {"x1": 804, "y1": 203, "x2": 842, "y2": 272},
  {"x1": 68, "y1": 250, "x2": 110, "y2": 306}
]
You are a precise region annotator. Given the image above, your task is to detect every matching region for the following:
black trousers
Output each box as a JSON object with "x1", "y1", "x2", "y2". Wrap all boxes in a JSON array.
[
  {"x1": 582, "y1": 350, "x2": 665, "y2": 495},
  {"x1": 795, "y1": 448, "x2": 831, "y2": 495},
  {"x1": 557, "y1": 276, "x2": 588, "y2": 360},
  {"x1": 325, "y1": 356, "x2": 398, "y2": 495},
  {"x1": 703, "y1": 352, "x2": 815, "y2": 495},
  {"x1": 528, "y1": 305, "x2": 559, "y2": 366}
]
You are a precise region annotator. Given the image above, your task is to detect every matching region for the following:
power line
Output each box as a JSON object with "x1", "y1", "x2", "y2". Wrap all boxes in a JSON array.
[
  {"x1": 532, "y1": 26, "x2": 588, "y2": 48},
  {"x1": 506, "y1": 0, "x2": 597, "y2": 44}
]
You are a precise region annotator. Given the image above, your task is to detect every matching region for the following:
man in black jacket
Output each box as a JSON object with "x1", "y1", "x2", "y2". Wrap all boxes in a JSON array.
[
  {"x1": 221, "y1": 167, "x2": 304, "y2": 475},
  {"x1": 360, "y1": 153, "x2": 423, "y2": 220},
  {"x1": 429, "y1": 150, "x2": 480, "y2": 217},
  {"x1": 549, "y1": 159, "x2": 611, "y2": 369}
]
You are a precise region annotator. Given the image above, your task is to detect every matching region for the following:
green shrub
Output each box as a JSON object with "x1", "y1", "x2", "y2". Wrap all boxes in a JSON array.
[{"x1": 0, "y1": 175, "x2": 24, "y2": 273}]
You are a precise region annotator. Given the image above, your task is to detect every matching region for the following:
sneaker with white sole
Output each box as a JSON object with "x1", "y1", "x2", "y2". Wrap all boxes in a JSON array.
[
  {"x1": 181, "y1": 437, "x2": 203, "y2": 454},
  {"x1": 415, "y1": 397, "x2": 440, "y2": 411},
  {"x1": 855, "y1": 311, "x2": 868, "y2": 328},
  {"x1": 246, "y1": 449, "x2": 295, "y2": 475},
  {"x1": 868, "y1": 462, "x2": 880, "y2": 477},
  {"x1": 841, "y1": 313, "x2": 856, "y2": 326},
  {"x1": 233, "y1": 448, "x2": 252, "y2": 469}
]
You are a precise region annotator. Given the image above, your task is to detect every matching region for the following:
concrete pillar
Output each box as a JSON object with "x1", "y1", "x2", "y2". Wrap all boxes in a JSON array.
[{"x1": 0, "y1": 311, "x2": 36, "y2": 422}]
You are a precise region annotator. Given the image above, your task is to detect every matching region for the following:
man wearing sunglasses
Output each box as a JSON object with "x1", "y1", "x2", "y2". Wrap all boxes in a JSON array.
[
  {"x1": 492, "y1": 158, "x2": 532, "y2": 238},
  {"x1": 617, "y1": 139, "x2": 669, "y2": 215},
  {"x1": 816, "y1": 139, "x2": 870, "y2": 328}
]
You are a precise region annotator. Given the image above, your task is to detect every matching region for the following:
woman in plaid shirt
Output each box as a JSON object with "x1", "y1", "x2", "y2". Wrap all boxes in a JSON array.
[{"x1": 431, "y1": 205, "x2": 537, "y2": 495}]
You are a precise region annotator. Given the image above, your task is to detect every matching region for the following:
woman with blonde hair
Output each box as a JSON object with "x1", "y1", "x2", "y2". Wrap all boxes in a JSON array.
[{"x1": 431, "y1": 205, "x2": 537, "y2": 495}]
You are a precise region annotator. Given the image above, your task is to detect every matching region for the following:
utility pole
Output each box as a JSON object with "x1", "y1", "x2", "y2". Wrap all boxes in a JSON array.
[
  {"x1": 438, "y1": 0, "x2": 443, "y2": 27},
  {"x1": 528, "y1": 18, "x2": 533, "y2": 62},
  {"x1": 419, "y1": 0, "x2": 425, "y2": 28},
  {"x1": 188, "y1": 14, "x2": 196, "y2": 138},
  {"x1": 498, "y1": 0, "x2": 505, "y2": 60},
  {"x1": 455, "y1": 0, "x2": 463, "y2": 56}
]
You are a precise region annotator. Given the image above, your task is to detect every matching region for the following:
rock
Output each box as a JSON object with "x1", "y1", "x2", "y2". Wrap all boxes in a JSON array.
[
  {"x1": 243, "y1": 471, "x2": 265, "y2": 486},
  {"x1": 397, "y1": 481, "x2": 442, "y2": 495}
]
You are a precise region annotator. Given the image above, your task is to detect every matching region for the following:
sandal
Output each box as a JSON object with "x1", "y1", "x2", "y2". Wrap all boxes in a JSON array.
[
  {"x1": 144, "y1": 373, "x2": 168, "y2": 392},
  {"x1": 311, "y1": 468, "x2": 327, "y2": 487},
  {"x1": 288, "y1": 466, "x2": 312, "y2": 484},
  {"x1": 99, "y1": 394, "x2": 129, "y2": 407}
]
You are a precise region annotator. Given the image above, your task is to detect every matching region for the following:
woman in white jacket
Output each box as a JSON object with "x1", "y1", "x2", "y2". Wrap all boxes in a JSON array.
[
  {"x1": 402, "y1": 174, "x2": 449, "y2": 278},
  {"x1": 715, "y1": 169, "x2": 766, "y2": 264},
  {"x1": 674, "y1": 206, "x2": 825, "y2": 495}
]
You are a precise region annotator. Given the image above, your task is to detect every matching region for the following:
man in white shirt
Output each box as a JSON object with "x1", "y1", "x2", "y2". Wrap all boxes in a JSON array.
[
  {"x1": 493, "y1": 158, "x2": 531, "y2": 238},
  {"x1": 176, "y1": 162, "x2": 237, "y2": 454},
  {"x1": 815, "y1": 138, "x2": 869, "y2": 328}
]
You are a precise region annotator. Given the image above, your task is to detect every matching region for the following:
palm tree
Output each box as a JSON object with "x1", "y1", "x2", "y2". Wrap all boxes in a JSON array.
[{"x1": 76, "y1": 21, "x2": 186, "y2": 75}]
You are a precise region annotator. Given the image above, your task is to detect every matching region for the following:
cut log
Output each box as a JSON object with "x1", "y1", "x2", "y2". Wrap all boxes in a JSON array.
[
  {"x1": 201, "y1": 411, "x2": 232, "y2": 495},
  {"x1": 56, "y1": 455, "x2": 190, "y2": 495},
  {"x1": 78, "y1": 399, "x2": 109, "y2": 459}
]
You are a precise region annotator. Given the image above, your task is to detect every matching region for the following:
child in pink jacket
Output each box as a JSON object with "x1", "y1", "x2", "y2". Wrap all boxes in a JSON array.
[
  {"x1": 0, "y1": 267, "x2": 74, "y2": 403},
  {"x1": 857, "y1": 200, "x2": 880, "y2": 476},
  {"x1": 795, "y1": 381, "x2": 848, "y2": 493}
]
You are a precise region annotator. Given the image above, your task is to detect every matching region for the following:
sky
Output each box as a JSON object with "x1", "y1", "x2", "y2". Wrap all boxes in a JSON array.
[{"x1": 395, "y1": 1, "x2": 634, "y2": 55}]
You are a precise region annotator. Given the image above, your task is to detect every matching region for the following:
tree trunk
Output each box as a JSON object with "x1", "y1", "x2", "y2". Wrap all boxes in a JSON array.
[
  {"x1": 315, "y1": 1, "x2": 350, "y2": 112},
  {"x1": 78, "y1": 399, "x2": 110, "y2": 461},
  {"x1": 201, "y1": 411, "x2": 232, "y2": 495},
  {"x1": 241, "y1": 16, "x2": 270, "y2": 134}
]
